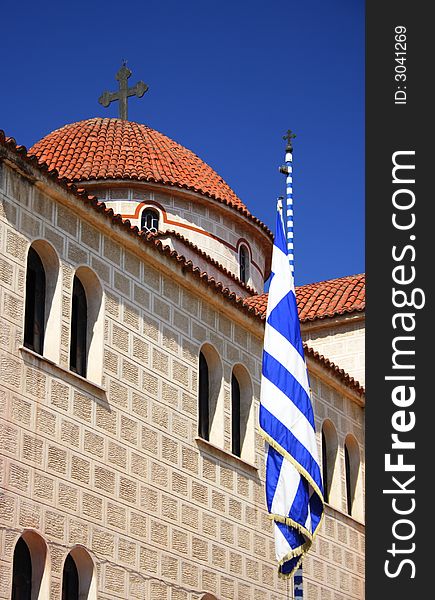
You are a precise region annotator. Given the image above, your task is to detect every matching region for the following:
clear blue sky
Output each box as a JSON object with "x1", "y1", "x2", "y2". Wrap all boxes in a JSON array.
[{"x1": 1, "y1": 0, "x2": 364, "y2": 286}]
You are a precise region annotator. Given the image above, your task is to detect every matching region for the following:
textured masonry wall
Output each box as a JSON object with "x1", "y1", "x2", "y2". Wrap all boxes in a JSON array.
[
  {"x1": 94, "y1": 187, "x2": 267, "y2": 293},
  {"x1": 0, "y1": 164, "x2": 364, "y2": 600},
  {"x1": 302, "y1": 320, "x2": 365, "y2": 387},
  {"x1": 154, "y1": 235, "x2": 251, "y2": 299}
]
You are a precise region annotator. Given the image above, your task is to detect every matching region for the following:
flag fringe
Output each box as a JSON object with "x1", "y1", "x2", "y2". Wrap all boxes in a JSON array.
[
  {"x1": 278, "y1": 553, "x2": 305, "y2": 580},
  {"x1": 269, "y1": 513, "x2": 313, "y2": 542},
  {"x1": 271, "y1": 512, "x2": 325, "y2": 580},
  {"x1": 259, "y1": 426, "x2": 325, "y2": 507}
]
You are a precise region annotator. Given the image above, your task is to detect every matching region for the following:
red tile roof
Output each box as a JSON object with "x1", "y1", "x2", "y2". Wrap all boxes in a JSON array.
[
  {"x1": 242, "y1": 293, "x2": 268, "y2": 315},
  {"x1": 243, "y1": 274, "x2": 365, "y2": 321},
  {"x1": 28, "y1": 118, "x2": 272, "y2": 238}
]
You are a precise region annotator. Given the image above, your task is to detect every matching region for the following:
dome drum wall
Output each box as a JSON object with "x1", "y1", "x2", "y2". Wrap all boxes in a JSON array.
[
  {"x1": 156, "y1": 234, "x2": 254, "y2": 298},
  {"x1": 84, "y1": 183, "x2": 267, "y2": 294}
]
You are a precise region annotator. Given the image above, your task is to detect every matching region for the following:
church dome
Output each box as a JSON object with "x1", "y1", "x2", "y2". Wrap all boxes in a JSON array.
[
  {"x1": 29, "y1": 117, "x2": 250, "y2": 214},
  {"x1": 29, "y1": 117, "x2": 273, "y2": 294}
]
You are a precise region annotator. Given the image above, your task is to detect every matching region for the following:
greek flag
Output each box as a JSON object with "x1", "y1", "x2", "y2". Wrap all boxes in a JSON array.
[{"x1": 259, "y1": 204, "x2": 324, "y2": 578}]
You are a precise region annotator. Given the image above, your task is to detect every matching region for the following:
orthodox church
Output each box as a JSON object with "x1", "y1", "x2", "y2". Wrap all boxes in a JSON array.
[{"x1": 0, "y1": 70, "x2": 365, "y2": 599}]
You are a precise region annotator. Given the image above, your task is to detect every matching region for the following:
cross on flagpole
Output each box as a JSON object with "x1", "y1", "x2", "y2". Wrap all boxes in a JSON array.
[
  {"x1": 98, "y1": 62, "x2": 149, "y2": 120},
  {"x1": 283, "y1": 129, "x2": 296, "y2": 153}
]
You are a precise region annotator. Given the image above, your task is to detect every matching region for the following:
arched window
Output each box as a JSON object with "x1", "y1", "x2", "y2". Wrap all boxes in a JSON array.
[
  {"x1": 344, "y1": 434, "x2": 363, "y2": 520},
  {"x1": 24, "y1": 247, "x2": 46, "y2": 355},
  {"x1": 69, "y1": 268, "x2": 104, "y2": 384},
  {"x1": 62, "y1": 554, "x2": 79, "y2": 600},
  {"x1": 345, "y1": 443, "x2": 352, "y2": 514},
  {"x1": 141, "y1": 208, "x2": 159, "y2": 233},
  {"x1": 239, "y1": 244, "x2": 250, "y2": 284},
  {"x1": 70, "y1": 276, "x2": 87, "y2": 377},
  {"x1": 321, "y1": 420, "x2": 339, "y2": 506},
  {"x1": 11, "y1": 532, "x2": 50, "y2": 600},
  {"x1": 12, "y1": 537, "x2": 32, "y2": 600},
  {"x1": 23, "y1": 241, "x2": 61, "y2": 362},
  {"x1": 62, "y1": 547, "x2": 97, "y2": 600},
  {"x1": 231, "y1": 365, "x2": 254, "y2": 462},
  {"x1": 198, "y1": 351, "x2": 210, "y2": 441},
  {"x1": 321, "y1": 428, "x2": 329, "y2": 503},
  {"x1": 197, "y1": 344, "x2": 223, "y2": 447},
  {"x1": 231, "y1": 372, "x2": 241, "y2": 456}
]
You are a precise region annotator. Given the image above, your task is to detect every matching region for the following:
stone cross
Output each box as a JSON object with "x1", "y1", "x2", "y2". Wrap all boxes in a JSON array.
[
  {"x1": 98, "y1": 63, "x2": 148, "y2": 120},
  {"x1": 283, "y1": 129, "x2": 296, "y2": 153}
]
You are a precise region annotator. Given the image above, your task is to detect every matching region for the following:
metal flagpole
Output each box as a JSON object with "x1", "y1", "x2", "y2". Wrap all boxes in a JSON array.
[
  {"x1": 279, "y1": 130, "x2": 296, "y2": 277},
  {"x1": 280, "y1": 130, "x2": 304, "y2": 599},
  {"x1": 294, "y1": 567, "x2": 303, "y2": 599},
  {"x1": 260, "y1": 137, "x2": 324, "y2": 586}
]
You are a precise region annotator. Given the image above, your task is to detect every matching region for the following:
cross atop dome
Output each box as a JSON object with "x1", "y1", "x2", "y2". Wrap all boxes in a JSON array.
[{"x1": 98, "y1": 62, "x2": 149, "y2": 120}]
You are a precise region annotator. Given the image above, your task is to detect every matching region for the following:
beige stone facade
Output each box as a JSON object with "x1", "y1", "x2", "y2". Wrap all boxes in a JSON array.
[
  {"x1": 0, "y1": 144, "x2": 364, "y2": 599},
  {"x1": 302, "y1": 317, "x2": 365, "y2": 387}
]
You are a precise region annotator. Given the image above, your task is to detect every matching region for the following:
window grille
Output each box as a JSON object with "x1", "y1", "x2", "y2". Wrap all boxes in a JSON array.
[
  {"x1": 141, "y1": 208, "x2": 159, "y2": 233},
  {"x1": 239, "y1": 245, "x2": 249, "y2": 284}
]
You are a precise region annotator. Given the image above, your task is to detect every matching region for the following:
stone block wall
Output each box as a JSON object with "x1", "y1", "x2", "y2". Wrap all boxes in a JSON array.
[
  {"x1": 0, "y1": 161, "x2": 364, "y2": 599},
  {"x1": 302, "y1": 319, "x2": 365, "y2": 387}
]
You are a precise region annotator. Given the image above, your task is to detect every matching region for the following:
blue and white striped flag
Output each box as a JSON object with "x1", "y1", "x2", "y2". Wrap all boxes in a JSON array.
[{"x1": 260, "y1": 203, "x2": 324, "y2": 578}]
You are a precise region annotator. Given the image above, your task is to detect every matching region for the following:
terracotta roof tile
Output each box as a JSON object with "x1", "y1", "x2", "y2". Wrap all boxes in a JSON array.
[
  {"x1": 243, "y1": 274, "x2": 365, "y2": 321},
  {"x1": 242, "y1": 292, "x2": 268, "y2": 316},
  {"x1": 28, "y1": 118, "x2": 272, "y2": 238}
]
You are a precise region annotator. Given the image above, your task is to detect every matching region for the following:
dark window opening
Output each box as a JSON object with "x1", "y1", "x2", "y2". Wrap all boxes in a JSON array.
[
  {"x1": 321, "y1": 428, "x2": 329, "y2": 504},
  {"x1": 70, "y1": 276, "x2": 87, "y2": 377},
  {"x1": 198, "y1": 351, "x2": 209, "y2": 440},
  {"x1": 141, "y1": 209, "x2": 159, "y2": 233},
  {"x1": 62, "y1": 554, "x2": 79, "y2": 600},
  {"x1": 345, "y1": 443, "x2": 352, "y2": 515},
  {"x1": 239, "y1": 245, "x2": 249, "y2": 284},
  {"x1": 12, "y1": 537, "x2": 32, "y2": 600},
  {"x1": 24, "y1": 247, "x2": 46, "y2": 355},
  {"x1": 231, "y1": 373, "x2": 241, "y2": 456}
]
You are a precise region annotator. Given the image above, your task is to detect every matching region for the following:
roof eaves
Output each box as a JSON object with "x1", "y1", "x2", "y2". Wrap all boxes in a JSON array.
[{"x1": 299, "y1": 304, "x2": 366, "y2": 323}]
